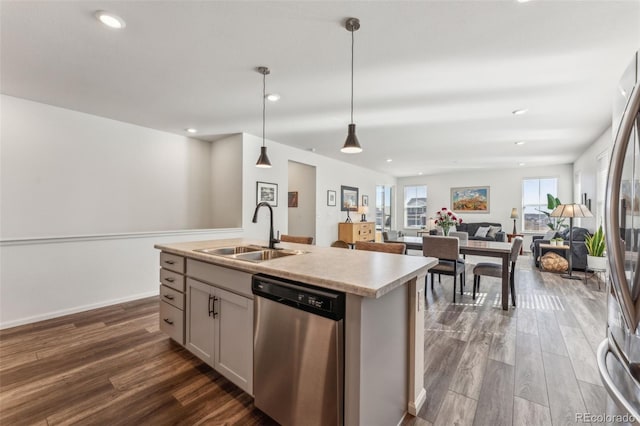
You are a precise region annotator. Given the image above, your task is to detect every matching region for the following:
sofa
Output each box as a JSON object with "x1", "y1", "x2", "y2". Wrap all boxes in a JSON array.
[
  {"x1": 530, "y1": 227, "x2": 591, "y2": 270},
  {"x1": 430, "y1": 222, "x2": 506, "y2": 242}
]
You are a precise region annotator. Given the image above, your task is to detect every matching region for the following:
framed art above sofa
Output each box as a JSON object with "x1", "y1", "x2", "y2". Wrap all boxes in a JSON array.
[{"x1": 451, "y1": 186, "x2": 489, "y2": 213}]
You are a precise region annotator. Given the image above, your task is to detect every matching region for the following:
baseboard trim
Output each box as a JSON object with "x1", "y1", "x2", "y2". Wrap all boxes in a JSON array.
[
  {"x1": 0, "y1": 290, "x2": 158, "y2": 330},
  {"x1": 407, "y1": 387, "x2": 426, "y2": 416}
]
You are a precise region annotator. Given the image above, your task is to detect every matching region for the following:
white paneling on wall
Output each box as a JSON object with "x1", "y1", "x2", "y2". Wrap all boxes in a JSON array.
[{"x1": 397, "y1": 165, "x2": 574, "y2": 249}]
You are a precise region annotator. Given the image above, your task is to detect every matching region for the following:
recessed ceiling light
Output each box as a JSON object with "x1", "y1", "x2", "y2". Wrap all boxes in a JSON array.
[
  {"x1": 95, "y1": 11, "x2": 126, "y2": 29},
  {"x1": 185, "y1": 128, "x2": 197, "y2": 134},
  {"x1": 386, "y1": 158, "x2": 393, "y2": 163},
  {"x1": 266, "y1": 94, "x2": 280, "y2": 102},
  {"x1": 517, "y1": 0, "x2": 532, "y2": 3},
  {"x1": 515, "y1": 141, "x2": 526, "y2": 145},
  {"x1": 418, "y1": 172, "x2": 423, "y2": 176},
  {"x1": 512, "y1": 109, "x2": 528, "y2": 115},
  {"x1": 519, "y1": 162, "x2": 526, "y2": 166}
]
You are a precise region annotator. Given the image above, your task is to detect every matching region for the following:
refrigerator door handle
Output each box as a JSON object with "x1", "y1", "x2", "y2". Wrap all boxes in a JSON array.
[
  {"x1": 597, "y1": 339, "x2": 640, "y2": 420},
  {"x1": 606, "y1": 83, "x2": 640, "y2": 331}
]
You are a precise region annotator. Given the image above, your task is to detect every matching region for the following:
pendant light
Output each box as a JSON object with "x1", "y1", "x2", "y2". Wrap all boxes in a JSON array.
[
  {"x1": 341, "y1": 17, "x2": 362, "y2": 154},
  {"x1": 256, "y1": 66, "x2": 272, "y2": 168}
]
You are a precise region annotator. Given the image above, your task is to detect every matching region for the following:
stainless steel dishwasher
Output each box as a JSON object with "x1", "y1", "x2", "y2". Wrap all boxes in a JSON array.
[{"x1": 252, "y1": 274, "x2": 345, "y2": 426}]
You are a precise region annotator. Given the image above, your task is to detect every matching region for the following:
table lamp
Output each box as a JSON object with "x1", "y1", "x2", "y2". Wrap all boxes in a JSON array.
[
  {"x1": 358, "y1": 206, "x2": 369, "y2": 222},
  {"x1": 550, "y1": 203, "x2": 593, "y2": 280},
  {"x1": 510, "y1": 208, "x2": 518, "y2": 234}
]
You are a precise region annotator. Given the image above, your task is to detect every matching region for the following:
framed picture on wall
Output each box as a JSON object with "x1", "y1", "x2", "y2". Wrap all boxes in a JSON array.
[
  {"x1": 341, "y1": 185, "x2": 359, "y2": 211},
  {"x1": 362, "y1": 195, "x2": 368, "y2": 207},
  {"x1": 327, "y1": 190, "x2": 337, "y2": 206},
  {"x1": 288, "y1": 191, "x2": 298, "y2": 208},
  {"x1": 451, "y1": 186, "x2": 489, "y2": 213},
  {"x1": 256, "y1": 181, "x2": 278, "y2": 207}
]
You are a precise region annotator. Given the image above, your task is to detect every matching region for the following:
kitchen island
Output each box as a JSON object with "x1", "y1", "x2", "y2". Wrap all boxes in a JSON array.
[{"x1": 155, "y1": 238, "x2": 436, "y2": 425}]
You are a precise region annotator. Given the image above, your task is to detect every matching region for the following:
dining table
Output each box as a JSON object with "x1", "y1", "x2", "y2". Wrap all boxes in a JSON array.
[{"x1": 388, "y1": 236, "x2": 513, "y2": 310}]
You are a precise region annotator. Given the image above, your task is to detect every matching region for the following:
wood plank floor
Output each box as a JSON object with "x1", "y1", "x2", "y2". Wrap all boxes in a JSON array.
[{"x1": 0, "y1": 254, "x2": 607, "y2": 425}]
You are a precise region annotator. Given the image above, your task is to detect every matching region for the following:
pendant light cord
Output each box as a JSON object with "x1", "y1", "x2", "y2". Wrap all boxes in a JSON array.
[
  {"x1": 350, "y1": 28, "x2": 354, "y2": 124},
  {"x1": 262, "y1": 72, "x2": 266, "y2": 147}
]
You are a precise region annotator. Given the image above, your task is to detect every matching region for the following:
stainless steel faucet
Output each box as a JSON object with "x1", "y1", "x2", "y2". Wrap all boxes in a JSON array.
[{"x1": 252, "y1": 202, "x2": 280, "y2": 249}]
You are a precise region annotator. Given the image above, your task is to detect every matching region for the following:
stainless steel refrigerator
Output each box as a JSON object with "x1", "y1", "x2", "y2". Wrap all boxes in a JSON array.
[{"x1": 599, "y1": 49, "x2": 640, "y2": 424}]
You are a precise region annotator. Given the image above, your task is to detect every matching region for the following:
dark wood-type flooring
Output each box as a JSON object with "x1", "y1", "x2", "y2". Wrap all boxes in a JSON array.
[{"x1": 0, "y1": 254, "x2": 607, "y2": 425}]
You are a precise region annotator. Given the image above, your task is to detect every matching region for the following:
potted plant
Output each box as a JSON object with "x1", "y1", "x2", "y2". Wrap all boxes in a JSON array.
[
  {"x1": 537, "y1": 194, "x2": 567, "y2": 232},
  {"x1": 585, "y1": 225, "x2": 607, "y2": 270}
]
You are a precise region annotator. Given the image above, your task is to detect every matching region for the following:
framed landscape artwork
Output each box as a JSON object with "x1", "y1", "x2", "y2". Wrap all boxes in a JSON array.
[
  {"x1": 256, "y1": 181, "x2": 278, "y2": 207},
  {"x1": 340, "y1": 185, "x2": 359, "y2": 211},
  {"x1": 451, "y1": 186, "x2": 489, "y2": 213},
  {"x1": 327, "y1": 190, "x2": 337, "y2": 206}
]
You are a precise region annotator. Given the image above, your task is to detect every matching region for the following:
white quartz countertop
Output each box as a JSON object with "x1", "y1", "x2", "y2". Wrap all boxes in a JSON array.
[{"x1": 155, "y1": 238, "x2": 436, "y2": 298}]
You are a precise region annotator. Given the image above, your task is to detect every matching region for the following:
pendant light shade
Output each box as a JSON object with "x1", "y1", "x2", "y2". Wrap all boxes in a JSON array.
[
  {"x1": 256, "y1": 66, "x2": 272, "y2": 168},
  {"x1": 341, "y1": 17, "x2": 363, "y2": 154}
]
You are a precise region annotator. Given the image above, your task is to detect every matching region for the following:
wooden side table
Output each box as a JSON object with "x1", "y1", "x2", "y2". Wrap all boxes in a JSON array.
[
  {"x1": 507, "y1": 233, "x2": 524, "y2": 254},
  {"x1": 538, "y1": 243, "x2": 570, "y2": 272}
]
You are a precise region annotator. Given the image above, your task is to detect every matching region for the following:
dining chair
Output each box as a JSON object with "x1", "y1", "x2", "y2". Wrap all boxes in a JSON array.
[
  {"x1": 330, "y1": 240, "x2": 350, "y2": 249},
  {"x1": 472, "y1": 237, "x2": 523, "y2": 306},
  {"x1": 449, "y1": 231, "x2": 469, "y2": 259},
  {"x1": 355, "y1": 241, "x2": 406, "y2": 255},
  {"x1": 280, "y1": 234, "x2": 314, "y2": 244},
  {"x1": 422, "y1": 236, "x2": 466, "y2": 303}
]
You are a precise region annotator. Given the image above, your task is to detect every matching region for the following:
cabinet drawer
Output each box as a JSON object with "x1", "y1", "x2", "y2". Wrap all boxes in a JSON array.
[
  {"x1": 159, "y1": 301, "x2": 184, "y2": 344},
  {"x1": 160, "y1": 268, "x2": 185, "y2": 292},
  {"x1": 160, "y1": 284, "x2": 184, "y2": 310},
  {"x1": 186, "y1": 259, "x2": 253, "y2": 298},
  {"x1": 160, "y1": 252, "x2": 185, "y2": 274}
]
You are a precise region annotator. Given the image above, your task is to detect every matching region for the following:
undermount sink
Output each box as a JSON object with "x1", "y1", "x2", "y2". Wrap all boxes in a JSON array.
[
  {"x1": 194, "y1": 245, "x2": 306, "y2": 263},
  {"x1": 195, "y1": 245, "x2": 263, "y2": 256}
]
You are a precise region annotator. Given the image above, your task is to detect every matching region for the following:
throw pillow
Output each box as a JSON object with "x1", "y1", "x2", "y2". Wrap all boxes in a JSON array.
[
  {"x1": 543, "y1": 230, "x2": 557, "y2": 240},
  {"x1": 487, "y1": 226, "x2": 501, "y2": 239},
  {"x1": 475, "y1": 226, "x2": 491, "y2": 238}
]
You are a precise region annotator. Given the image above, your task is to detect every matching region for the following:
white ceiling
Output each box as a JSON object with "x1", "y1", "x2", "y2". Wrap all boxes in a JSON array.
[{"x1": 2, "y1": 1, "x2": 639, "y2": 177}]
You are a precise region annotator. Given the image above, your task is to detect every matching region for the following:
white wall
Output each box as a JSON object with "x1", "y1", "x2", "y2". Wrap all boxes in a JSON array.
[
  {"x1": 573, "y1": 127, "x2": 612, "y2": 230},
  {"x1": 0, "y1": 97, "x2": 396, "y2": 327},
  {"x1": 396, "y1": 165, "x2": 574, "y2": 250},
  {"x1": 210, "y1": 134, "x2": 243, "y2": 228},
  {"x1": 242, "y1": 133, "x2": 396, "y2": 247},
  {"x1": 1, "y1": 95, "x2": 216, "y2": 238},
  {"x1": 287, "y1": 161, "x2": 317, "y2": 241}
]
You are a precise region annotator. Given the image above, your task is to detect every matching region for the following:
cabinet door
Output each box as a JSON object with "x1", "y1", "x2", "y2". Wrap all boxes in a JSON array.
[
  {"x1": 186, "y1": 278, "x2": 215, "y2": 366},
  {"x1": 214, "y1": 287, "x2": 254, "y2": 394}
]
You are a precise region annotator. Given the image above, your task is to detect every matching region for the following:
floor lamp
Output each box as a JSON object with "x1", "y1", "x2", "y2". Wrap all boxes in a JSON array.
[{"x1": 550, "y1": 203, "x2": 593, "y2": 280}]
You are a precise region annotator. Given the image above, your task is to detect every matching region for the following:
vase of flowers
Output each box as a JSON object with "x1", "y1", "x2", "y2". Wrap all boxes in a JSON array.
[{"x1": 434, "y1": 208, "x2": 462, "y2": 236}]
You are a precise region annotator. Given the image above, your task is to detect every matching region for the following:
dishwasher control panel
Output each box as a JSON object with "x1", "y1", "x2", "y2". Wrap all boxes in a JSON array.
[{"x1": 252, "y1": 274, "x2": 345, "y2": 320}]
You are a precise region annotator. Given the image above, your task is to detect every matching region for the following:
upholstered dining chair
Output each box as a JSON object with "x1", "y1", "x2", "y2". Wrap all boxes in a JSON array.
[
  {"x1": 280, "y1": 234, "x2": 314, "y2": 244},
  {"x1": 472, "y1": 237, "x2": 523, "y2": 306},
  {"x1": 355, "y1": 241, "x2": 406, "y2": 255},
  {"x1": 330, "y1": 240, "x2": 350, "y2": 249},
  {"x1": 422, "y1": 236, "x2": 466, "y2": 303},
  {"x1": 449, "y1": 231, "x2": 469, "y2": 259}
]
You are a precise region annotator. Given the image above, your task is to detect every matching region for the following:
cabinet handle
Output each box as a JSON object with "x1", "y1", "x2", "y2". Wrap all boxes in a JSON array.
[
  {"x1": 164, "y1": 260, "x2": 175, "y2": 265},
  {"x1": 208, "y1": 295, "x2": 214, "y2": 317},
  {"x1": 163, "y1": 294, "x2": 174, "y2": 300},
  {"x1": 165, "y1": 277, "x2": 175, "y2": 283},
  {"x1": 213, "y1": 297, "x2": 219, "y2": 318},
  {"x1": 163, "y1": 318, "x2": 174, "y2": 325}
]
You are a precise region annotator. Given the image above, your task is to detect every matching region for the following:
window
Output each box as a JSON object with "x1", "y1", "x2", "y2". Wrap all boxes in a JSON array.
[
  {"x1": 404, "y1": 185, "x2": 427, "y2": 228},
  {"x1": 375, "y1": 185, "x2": 393, "y2": 231},
  {"x1": 522, "y1": 178, "x2": 559, "y2": 232}
]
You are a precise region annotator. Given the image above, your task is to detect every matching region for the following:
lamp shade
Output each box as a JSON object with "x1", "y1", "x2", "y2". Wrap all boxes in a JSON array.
[
  {"x1": 341, "y1": 124, "x2": 362, "y2": 153},
  {"x1": 550, "y1": 203, "x2": 593, "y2": 218},
  {"x1": 510, "y1": 208, "x2": 518, "y2": 219},
  {"x1": 358, "y1": 206, "x2": 369, "y2": 214},
  {"x1": 255, "y1": 146, "x2": 272, "y2": 168}
]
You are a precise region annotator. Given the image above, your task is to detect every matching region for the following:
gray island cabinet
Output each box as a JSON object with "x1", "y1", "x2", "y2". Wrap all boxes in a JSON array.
[{"x1": 155, "y1": 238, "x2": 436, "y2": 426}]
